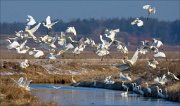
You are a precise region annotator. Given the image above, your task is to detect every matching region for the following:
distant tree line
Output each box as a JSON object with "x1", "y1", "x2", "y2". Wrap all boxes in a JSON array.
[{"x1": 0, "y1": 18, "x2": 180, "y2": 45}]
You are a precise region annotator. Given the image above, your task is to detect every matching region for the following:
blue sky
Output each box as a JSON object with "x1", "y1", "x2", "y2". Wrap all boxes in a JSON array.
[{"x1": 1, "y1": 0, "x2": 180, "y2": 22}]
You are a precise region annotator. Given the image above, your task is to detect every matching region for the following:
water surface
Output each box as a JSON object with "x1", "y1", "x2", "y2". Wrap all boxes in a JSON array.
[{"x1": 30, "y1": 84, "x2": 180, "y2": 106}]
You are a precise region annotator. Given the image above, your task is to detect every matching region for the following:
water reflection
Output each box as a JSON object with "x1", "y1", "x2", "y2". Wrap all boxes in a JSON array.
[{"x1": 30, "y1": 84, "x2": 180, "y2": 106}]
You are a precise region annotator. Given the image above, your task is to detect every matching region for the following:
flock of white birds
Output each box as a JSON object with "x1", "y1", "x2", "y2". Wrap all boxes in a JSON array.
[{"x1": 7, "y1": 4, "x2": 179, "y2": 99}]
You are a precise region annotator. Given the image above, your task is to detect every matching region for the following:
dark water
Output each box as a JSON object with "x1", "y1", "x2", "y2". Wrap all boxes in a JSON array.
[{"x1": 30, "y1": 84, "x2": 180, "y2": 106}]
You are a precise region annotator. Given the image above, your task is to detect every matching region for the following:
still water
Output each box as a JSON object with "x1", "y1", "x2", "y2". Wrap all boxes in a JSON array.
[{"x1": 30, "y1": 84, "x2": 179, "y2": 106}]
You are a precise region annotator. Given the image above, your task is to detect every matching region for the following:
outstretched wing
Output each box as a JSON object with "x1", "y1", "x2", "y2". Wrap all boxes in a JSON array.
[
  {"x1": 130, "y1": 50, "x2": 139, "y2": 65},
  {"x1": 30, "y1": 23, "x2": 41, "y2": 33},
  {"x1": 27, "y1": 15, "x2": 36, "y2": 26},
  {"x1": 143, "y1": 5, "x2": 151, "y2": 10},
  {"x1": 19, "y1": 40, "x2": 27, "y2": 49},
  {"x1": 46, "y1": 16, "x2": 51, "y2": 25}
]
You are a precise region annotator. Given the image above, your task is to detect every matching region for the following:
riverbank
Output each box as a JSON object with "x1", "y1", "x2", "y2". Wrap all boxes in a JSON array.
[
  {"x1": 0, "y1": 59, "x2": 179, "y2": 103},
  {"x1": 0, "y1": 79, "x2": 58, "y2": 106}
]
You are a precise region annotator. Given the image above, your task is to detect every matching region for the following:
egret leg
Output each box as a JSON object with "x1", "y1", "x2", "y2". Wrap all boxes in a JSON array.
[
  {"x1": 147, "y1": 13, "x2": 150, "y2": 20},
  {"x1": 107, "y1": 54, "x2": 112, "y2": 59},
  {"x1": 101, "y1": 56, "x2": 104, "y2": 61}
]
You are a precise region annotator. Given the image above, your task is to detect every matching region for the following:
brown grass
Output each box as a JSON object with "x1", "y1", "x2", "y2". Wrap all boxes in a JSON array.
[
  {"x1": 0, "y1": 79, "x2": 58, "y2": 106},
  {"x1": 0, "y1": 54, "x2": 179, "y2": 103}
]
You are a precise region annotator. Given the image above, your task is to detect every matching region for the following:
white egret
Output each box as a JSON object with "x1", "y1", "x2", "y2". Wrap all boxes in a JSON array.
[
  {"x1": 68, "y1": 36, "x2": 78, "y2": 44},
  {"x1": 57, "y1": 43, "x2": 74, "y2": 56},
  {"x1": 6, "y1": 39, "x2": 20, "y2": 49},
  {"x1": 152, "y1": 38, "x2": 163, "y2": 48},
  {"x1": 122, "y1": 49, "x2": 139, "y2": 66},
  {"x1": 72, "y1": 75, "x2": 76, "y2": 84},
  {"x1": 40, "y1": 35, "x2": 57, "y2": 50},
  {"x1": 147, "y1": 58, "x2": 159, "y2": 69},
  {"x1": 156, "y1": 86, "x2": 166, "y2": 98},
  {"x1": 104, "y1": 76, "x2": 115, "y2": 84},
  {"x1": 20, "y1": 59, "x2": 29, "y2": 69},
  {"x1": 29, "y1": 48, "x2": 44, "y2": 58},
  {"x1": 43, "y1": 16, "x2": 58, "y2": 30},
  {"x1": 143, "y1": 4, "x2": 156, "y2": 19},
  {"x1": 154, "y1": 51, "x2": 166, "y2": 58},
  {"x1": 84, "y1": 38, "x2": 91, "y2": 45},
  {"x1": 114, "y1": 40, "x2": 128, "y2": 54},
  {"x1": 122, "y1": 81, "x2": 128, "y2": 90},
  {"x1": 154, "y1": 74, "x2": 168, "y2": 85},
  {"x1": 66, "y1": 27, "x2": 77, "y2": 36},
  {"x1": 96, "y1": 48, "x2": 110, "y2": 57},
  {"x1": 121, "y1": 88, "x2": 128, "y2": 97},
  {"x1": 119, "y1": 72, "x2": 132, "y2": 81},
  {"x1": 26, "y1": 15, "x2": 36, "y2": 26},
  {"x1": 58, "y1": 32, "x2": 66, "y2": 46},
  {"x1": 100, "y1": 35, "x2": 112, "y2": 49},
  {"x1": 11, "y1": 77, "x2": 32, "y2": 91},
  {"x1": 137, "y1": 85, "x2": 144, "y2": 95},
  {"x1": 25, "y1": 23, "x2": 41, "y2": 40},
  {"x1": 132, "y1": 83, "x2": 138, "y2": 92},
  {"x1": 145, "y1": 82, "x2": 151, "y2": 94},
  {"x1": 47, "y1": 53, "x2": 57, "y2": 60},
  {"x1": 104, "y1": 29, "x2": 119, "y2": 41},
  {"x1": 52, "y1": 86, "x2": 61, "y2": 89},
  {"x1": 16, "y1": 40, "x2": 30, "y2": 54},
  {"x1": 131, "y1": 18, "x2": 144, "y2": 27},
  {"x1": 167, "y1": 69, "x2": 179, "y2": 80}
]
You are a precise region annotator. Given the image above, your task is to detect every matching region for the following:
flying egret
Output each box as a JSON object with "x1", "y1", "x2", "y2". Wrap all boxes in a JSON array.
[
  {"x1": 43, "y1": 16, "x2": 59, "y2": 30},
  {"x1": 66, "y1": 27, "x2": 77, "y2": 36},
  {"x1": 58, "y1": 32, "x2": 66, "y2": 46},
  {"x1": 26, "y1": 15, "x2": 36, "y2": 26},
  {"x1": 20, "y1": 59, "x2": 29, "y2": 69},
  {"x1": 68, "y1": 36, "x2": 78, "y2": 44},
  {"x1": 47, "y1": 53, "x2": 57, "y2": 60},
  {"x1": 104, "y1": 28, "x2": 119, "y2": 41},
  {"x1": 154, "y1": 74, "x2": 168, "y2": 85},
  {"x1": 15, "y1": 40, "x2": 30, "y2": 54},
  {"x1": 104, "y1": 76, "x2": 115, "y2": 84},
  {"x1": 57, "y1": 43, "x2": 74, "y2": 56},
  {"x1": 167, "y1": 68, "x2": 179, "y2": 80},
  {"x1": 100, "y1": 35, "x2": 113, "y2": 49},
  {"x1": 122, "y1": 49, "x2": 139, "y2": 66},
  {"x1": 11, "y1": 77, "x2": 32, "y2": 91},
  {"x1": 131, "y1": 18, "x2": 144, "y2": 27},
  {"x1": 73, "y1": 44, "x2": 86, "y2": 55},
  {"x1": 29, "y1": 48, "x2": 44, "y2": 58},
  {"x1": 40, "y1": 35, "x2": 58, "y2": 49},
  {"x1": 52, "y1": 86, "x2": 61, "y2": 89},
  {"x1": 113, "y1": 40, "x2": 128, "y2": 54},
  {"x1": 147, "y1": 58, "x2": 159, "y2": 69},
  {"x1": 25, "y1": 23, "x2": 41, "y2": 40},
  {"x1": 154, "y1": 51, "x2": 166, "y2": 58},
  {"x1": 152, "y1": 38, "x2": 163, "y2": 48},
  {"x1": 84, "y1": 38, "x2": 91, "y2": 45},
  {"x1": 143, "y1": 4, "x2": 156, "y2": 19},
  {"x1": 6, "y1": 39, "x2": 20, "y2": 49}
]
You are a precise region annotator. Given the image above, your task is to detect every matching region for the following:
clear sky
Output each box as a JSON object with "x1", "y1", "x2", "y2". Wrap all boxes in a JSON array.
[{"x1": 0, "y1": 0, "x2": 180, "y2": 23}]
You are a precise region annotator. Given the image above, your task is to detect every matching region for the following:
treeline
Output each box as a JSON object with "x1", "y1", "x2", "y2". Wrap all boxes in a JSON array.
[{"x1": 0, "y1": 18, "x2": 180, "y2": 45}]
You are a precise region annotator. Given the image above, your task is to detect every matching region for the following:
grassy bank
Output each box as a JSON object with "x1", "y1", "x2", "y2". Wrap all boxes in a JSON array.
[
  {"x1": 0, "y1": 59, "x2": 180, "y2": 103},
  {"x1": 0, "y1": 79, "x2": 58, "y2": 106}
]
